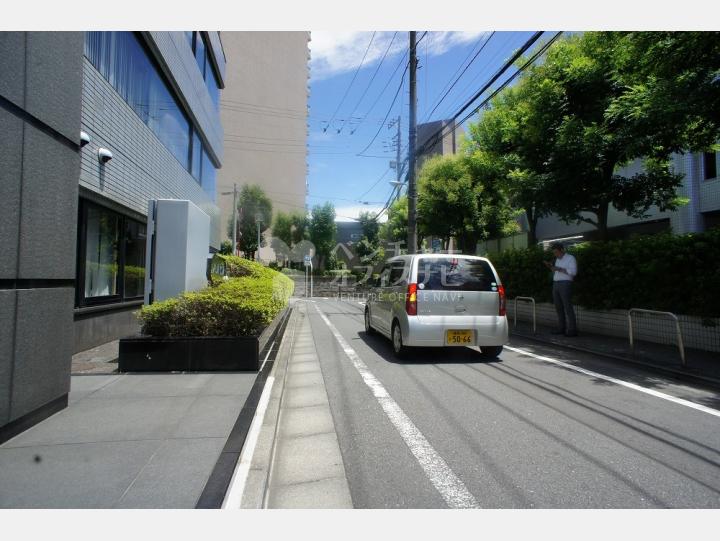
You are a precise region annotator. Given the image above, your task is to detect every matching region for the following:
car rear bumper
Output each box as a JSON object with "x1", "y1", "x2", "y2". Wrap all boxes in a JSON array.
[{"x1": 402, "y1": 314, "x2": 509, "y2": 347}]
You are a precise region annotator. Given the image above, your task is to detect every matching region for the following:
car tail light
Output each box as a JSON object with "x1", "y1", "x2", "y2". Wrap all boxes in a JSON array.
[
  {"x1": 406, "y1": 283, "x2": 418, "y2": 316},
  {"x1": 498, "y1": 284, "x2": 506, "y2": 316}
]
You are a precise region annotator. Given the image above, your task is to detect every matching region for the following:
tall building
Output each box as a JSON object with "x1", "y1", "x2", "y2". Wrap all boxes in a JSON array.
[
  {"x1": 0, "y1": 31, "x2": 224, "y2": 442},
  {"x1": 217, "y1": 31, "x2": 310, "y2": 259},
  {"x1": 417, "y1": 119, "x2": 464, "y2": 164}
]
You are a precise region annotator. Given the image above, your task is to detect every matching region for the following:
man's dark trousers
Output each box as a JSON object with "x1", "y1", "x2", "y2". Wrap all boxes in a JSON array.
[{"x1": 552, "y1": 281, "x2": 577, "y2": 334}]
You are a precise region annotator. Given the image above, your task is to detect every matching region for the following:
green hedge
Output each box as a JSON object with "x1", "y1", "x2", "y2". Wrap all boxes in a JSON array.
[
  {"x1": 138, "y1": 258, "x2": 294, "y2": 337},
  {"x1": 488, "y1": 230, "x2": 720, "y2": 319}
]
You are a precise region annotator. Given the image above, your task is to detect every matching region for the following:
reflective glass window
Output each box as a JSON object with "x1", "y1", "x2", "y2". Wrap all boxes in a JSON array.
[
  {"x1": 84, "y1": 205, "x2": 120, "y2": 298},
  {"x1": 84, "y1": 32, "x2": 191, "y2": 170},
  {"x1": 124, "y1": 220, "x2": 146, "y2": 298},
  {"x1": 191, "y1": 130, "x2": 202, "y2": 181},
  {"x1": 201, "y1": 148, "x2": 216, "y2": 200}
]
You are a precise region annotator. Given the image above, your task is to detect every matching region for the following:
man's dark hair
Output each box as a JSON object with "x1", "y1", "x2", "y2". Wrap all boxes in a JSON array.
[{"x1": 550, "y1": 242, "x2": 565, "y2": 251}]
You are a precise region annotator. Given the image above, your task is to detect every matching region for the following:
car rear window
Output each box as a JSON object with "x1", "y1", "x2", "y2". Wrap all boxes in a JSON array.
[{"x1": 416, "y1": 258, "x2": 497, "y2": 291}]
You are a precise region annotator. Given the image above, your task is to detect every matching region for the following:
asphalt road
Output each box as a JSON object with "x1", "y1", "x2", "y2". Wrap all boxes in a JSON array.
[{"x1": 305, "y1": 297, "x2": 720, "y2": 509}]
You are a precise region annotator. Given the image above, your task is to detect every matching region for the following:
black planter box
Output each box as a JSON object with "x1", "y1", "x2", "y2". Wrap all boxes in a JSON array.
[{"x1": 118, "y1": 306, "x2": 290, "y2": 373}]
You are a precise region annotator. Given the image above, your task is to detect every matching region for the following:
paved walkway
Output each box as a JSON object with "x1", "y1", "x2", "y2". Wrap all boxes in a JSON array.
[
  {"x1": 512, "y1": 322, "x2": 720, "y2": 386},
  {"x1": 0, "y1": 372, "x2": 256, "y2": 508},
  {"x1": 226, "y1": 301, "x2": 353, "y2": 509}
]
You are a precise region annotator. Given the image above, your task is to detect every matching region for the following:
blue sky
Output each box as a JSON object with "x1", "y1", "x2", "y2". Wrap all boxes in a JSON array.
[{"x1": 307, "y1": 31, "x2": 539, "y2": 221}]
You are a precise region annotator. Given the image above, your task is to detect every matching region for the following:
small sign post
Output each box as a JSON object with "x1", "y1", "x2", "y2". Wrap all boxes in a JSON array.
[{"x1": 304, "y1": 255, "x2": 313, "y2": 298}]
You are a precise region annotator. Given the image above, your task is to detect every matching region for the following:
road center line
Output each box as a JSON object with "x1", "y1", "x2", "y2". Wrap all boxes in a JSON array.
[
  {"x1": 314, "y1": 304, "x2": 480, "y2": 509},
  {"x1": 505, "y1": 345, "x2": 720, "y2": 418}
]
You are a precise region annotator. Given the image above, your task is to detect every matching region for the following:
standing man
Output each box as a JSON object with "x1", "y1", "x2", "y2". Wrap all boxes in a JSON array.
[{"x1": 544, "y1": 242, "x2": 578, "y2": 337}]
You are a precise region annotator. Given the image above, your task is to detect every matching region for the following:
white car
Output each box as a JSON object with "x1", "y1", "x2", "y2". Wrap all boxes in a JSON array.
[{"x1": 364, "y1": 254, "x2": 509, "y2": 358}]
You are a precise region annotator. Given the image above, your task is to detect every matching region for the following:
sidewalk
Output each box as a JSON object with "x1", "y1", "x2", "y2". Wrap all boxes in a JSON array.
[
  {"x1": 0, "y1": 372, "x2": 257, "y2": 508},
  {"x1": 227, "y1": 300, "x2": 352, "y2": 509},
  {"x1": 511, "y1": 322, "x2": 720, "y2": 387}
]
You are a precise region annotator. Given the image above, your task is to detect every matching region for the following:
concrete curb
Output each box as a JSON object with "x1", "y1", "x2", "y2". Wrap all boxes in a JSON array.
[
  {"x1": 236, "y1": 305, "x2": 300, "y2": 508},
  {"x1": 237, "y1": 301, "x2": 353, "y2": 508},
  {"x1": 511, "y1": 330, "x2": 720, "y2": 390}
]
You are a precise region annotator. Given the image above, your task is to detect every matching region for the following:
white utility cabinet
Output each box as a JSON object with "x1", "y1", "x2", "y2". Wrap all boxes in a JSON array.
[{"x1": 144, "y1": 199, "x2": 210, "y2": 304}]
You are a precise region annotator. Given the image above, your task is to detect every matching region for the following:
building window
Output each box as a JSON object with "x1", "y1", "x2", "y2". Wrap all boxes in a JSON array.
[
  {"x1": 201, "y1": 148, "x2": 217, "y2": 201},
  {"x1": 187, "y1": 31, "x2": 220, "y2": 109},
  {"x1": 703, "y1": 152, "x2": 718, "y2": 180},
  {"x1": 191, "y1": 131, "x2": 202, "y2": 181},
  {"x1": 77, "y1": 200, "x2": 147, "y2": 307},
  {"x1": 83, "y1": 204, "x2": 120, "y2": 300},
  {"x1": 84, "y1": 32, "x2": 191, "y2": 171}
]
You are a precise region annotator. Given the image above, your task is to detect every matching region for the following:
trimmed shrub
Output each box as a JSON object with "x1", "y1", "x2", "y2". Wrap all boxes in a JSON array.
[
  {"x1": 138, "y1": 261, "x2": 294, "y2": 337},
  {"x1": 489, "y1": 229, "x2": 720, "y2": 319}
]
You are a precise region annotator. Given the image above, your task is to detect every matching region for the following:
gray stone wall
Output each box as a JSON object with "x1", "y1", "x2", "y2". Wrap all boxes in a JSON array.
[{"x1": 0, "y1": 32, "x2": 83, "y2": 438}]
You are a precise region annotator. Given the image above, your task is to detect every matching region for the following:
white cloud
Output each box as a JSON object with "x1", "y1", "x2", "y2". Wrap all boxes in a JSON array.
[{"x1": 309, "y1": 31, "x2": 488, "y2": 81}]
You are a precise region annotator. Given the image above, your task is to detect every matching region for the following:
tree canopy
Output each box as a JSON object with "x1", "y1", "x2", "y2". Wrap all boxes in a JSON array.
[
  {"x1": 309, "y1": 202, "x2": 337, "y2": 269},
  {"x1": 228, "y1": 184, "x2": 273, "y2": 259}
]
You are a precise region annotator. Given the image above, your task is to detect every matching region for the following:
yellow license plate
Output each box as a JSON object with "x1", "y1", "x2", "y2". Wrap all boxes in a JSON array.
[{"x1": 446, "y1": 330, "x2": 474, "y2": 345}]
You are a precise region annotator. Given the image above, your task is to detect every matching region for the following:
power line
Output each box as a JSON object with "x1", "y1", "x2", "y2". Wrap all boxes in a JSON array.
[
  {"x1": 455, "y1": 32, "x2": 564, "y2": 126},
  {"x1": 422, "y1": 31, "x2": 496, "y2": 123},
  {"x1": 349, "y1": 49, "x2": 408, "y2": 135},
  {"x1": 356, "y1": 60, "x2": 409, "y2": 156},
  {"x1": 337, "y1": 32, "x2": 398, "y2": 136},
  {"x1": 323, "y1": 32, "x2": 377, "y2": 133},
  {"x1": 416, "y1": 31, "x2": 545, "y2": 157},
  {"x1": 434, "y1": 31, "x2": 521, "y2": 120}
]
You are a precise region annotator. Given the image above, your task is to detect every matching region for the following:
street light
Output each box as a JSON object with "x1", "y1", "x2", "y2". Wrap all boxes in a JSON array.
[
  {"x1": 220, "y1": 183, "x2": 238, "y2": 255},
  {"x1": 255, "y1": 213, "x2": 263, "y2": 262}
]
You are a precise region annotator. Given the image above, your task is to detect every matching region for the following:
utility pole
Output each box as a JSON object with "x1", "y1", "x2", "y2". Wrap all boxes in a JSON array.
[
  {"x1": 395, "y1": 115, "x2": 402, "y2": 190},
  {"x1": 407, "y1": 31, "x2": 418, "y2": 254},
  {"x1": 231, "y1": 183, "x2": 238, "y2": 255},
  {"x1": 255, "y1": 213, "x2": 262, "y2": 262}
]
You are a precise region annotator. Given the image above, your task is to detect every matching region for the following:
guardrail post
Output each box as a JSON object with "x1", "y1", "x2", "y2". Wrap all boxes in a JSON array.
[
  {"x1": 628, "y1": 308, "x2": 686, "y2": 367},
  {"x1": 513, "y1": 296, "x2": 536, "y2": 334}
]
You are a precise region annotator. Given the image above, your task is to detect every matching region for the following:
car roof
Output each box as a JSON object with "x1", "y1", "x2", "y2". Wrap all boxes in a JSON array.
[{"x1": 386, "y1": 254, "x2": 491, "y2": 263}]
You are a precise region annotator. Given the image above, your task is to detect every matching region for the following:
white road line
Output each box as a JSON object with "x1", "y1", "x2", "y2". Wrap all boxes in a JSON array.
[
  {"x1": 314, "y1": 305, "x2": 480, "y2": 509},
  {"x1": 505, "y1": 345, "x2": 720, "y2": 419},
  {"x1": 221, "y1": 374, "x2": 275, "y2": 508},
  {"x1": 357, "y1": 301, "x2": 366, "y2": 306},
  {"x1": 259, "y1": 340, "x2": 275, "y2": 372}
]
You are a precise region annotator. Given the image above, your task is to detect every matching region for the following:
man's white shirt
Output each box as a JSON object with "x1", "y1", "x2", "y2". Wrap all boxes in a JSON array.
[{"x1": 553, "y1": 253, "x2": 577, "y2": 282}]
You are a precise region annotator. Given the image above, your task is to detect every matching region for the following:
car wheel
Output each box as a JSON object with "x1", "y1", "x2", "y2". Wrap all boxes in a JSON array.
[
  {"x1": 392, "y1": 321, "x2": 407, "y2": 358},
  {"x1": 479, "y1": 346, "x2": 503, "y2": 359},
  {"x1": 364, "y1": 306, "x2": 375, "y2": 334}
]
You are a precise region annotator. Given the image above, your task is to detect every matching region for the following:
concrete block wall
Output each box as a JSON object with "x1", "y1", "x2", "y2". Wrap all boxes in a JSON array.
[
  {"x1": 79, "y1": 58, "x2": 221, "y2": 248},
  {"x1": 0, "y1": 32, "x2": 83, "y2": 442}
]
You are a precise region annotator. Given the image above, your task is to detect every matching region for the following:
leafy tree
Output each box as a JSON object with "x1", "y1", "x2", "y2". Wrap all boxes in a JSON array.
[
  {"x1": 309, "y1": 202, "x2": 336, "y2": 269},
  {"x1": 416, "y1": 153, "x2": 517, "y2": 253},
  {"x1": 515, "y1": 33, "x2": 686, "y2": 240},
  {"x1": 609, "y1": 31, "x2": 720, "y2": 155},
  {"x1": 380, "y1": 195, "x2": 408, "y2": 247},
  {"x1": 466, "y1": 73, "x2": 560, "y2": 244},
  {"x1": 358, "y1": 210, "x2": 380, "y2": 245},
  {"x1": 271, "y1": 210, "x2": 309, "y2": 265},
  {"x1": 227, "y1": 184, "x2": 273, "y2": 260},
  {"x1": 219, "y1": 240, "x2": 233, "y2": 255}
]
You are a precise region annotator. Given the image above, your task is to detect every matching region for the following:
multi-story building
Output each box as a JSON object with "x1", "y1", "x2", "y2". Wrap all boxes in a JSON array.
[
  {"x1": 217, "y1": 32, "x2": 310, "y2": 260},
  {"x1": 0, "y1": 31, "x2": 224, "y2": 442}
]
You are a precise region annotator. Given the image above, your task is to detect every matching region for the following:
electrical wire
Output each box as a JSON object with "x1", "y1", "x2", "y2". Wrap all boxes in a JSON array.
[
  {"x1": 336, "y1": 32, "x2": 398, "y2": 135},
  {"x1": 323, "y1": 32, "x2": 377, "y2": 133},
  {"x1": 356, "y1": 60, "x2": 409, "y2": 156},
  {"x1": 422, "y1": 31, "x2": 496, "y2": 123},
  {"x1": 415, "y1": 31, "x2": 545, "y2": 157}
]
